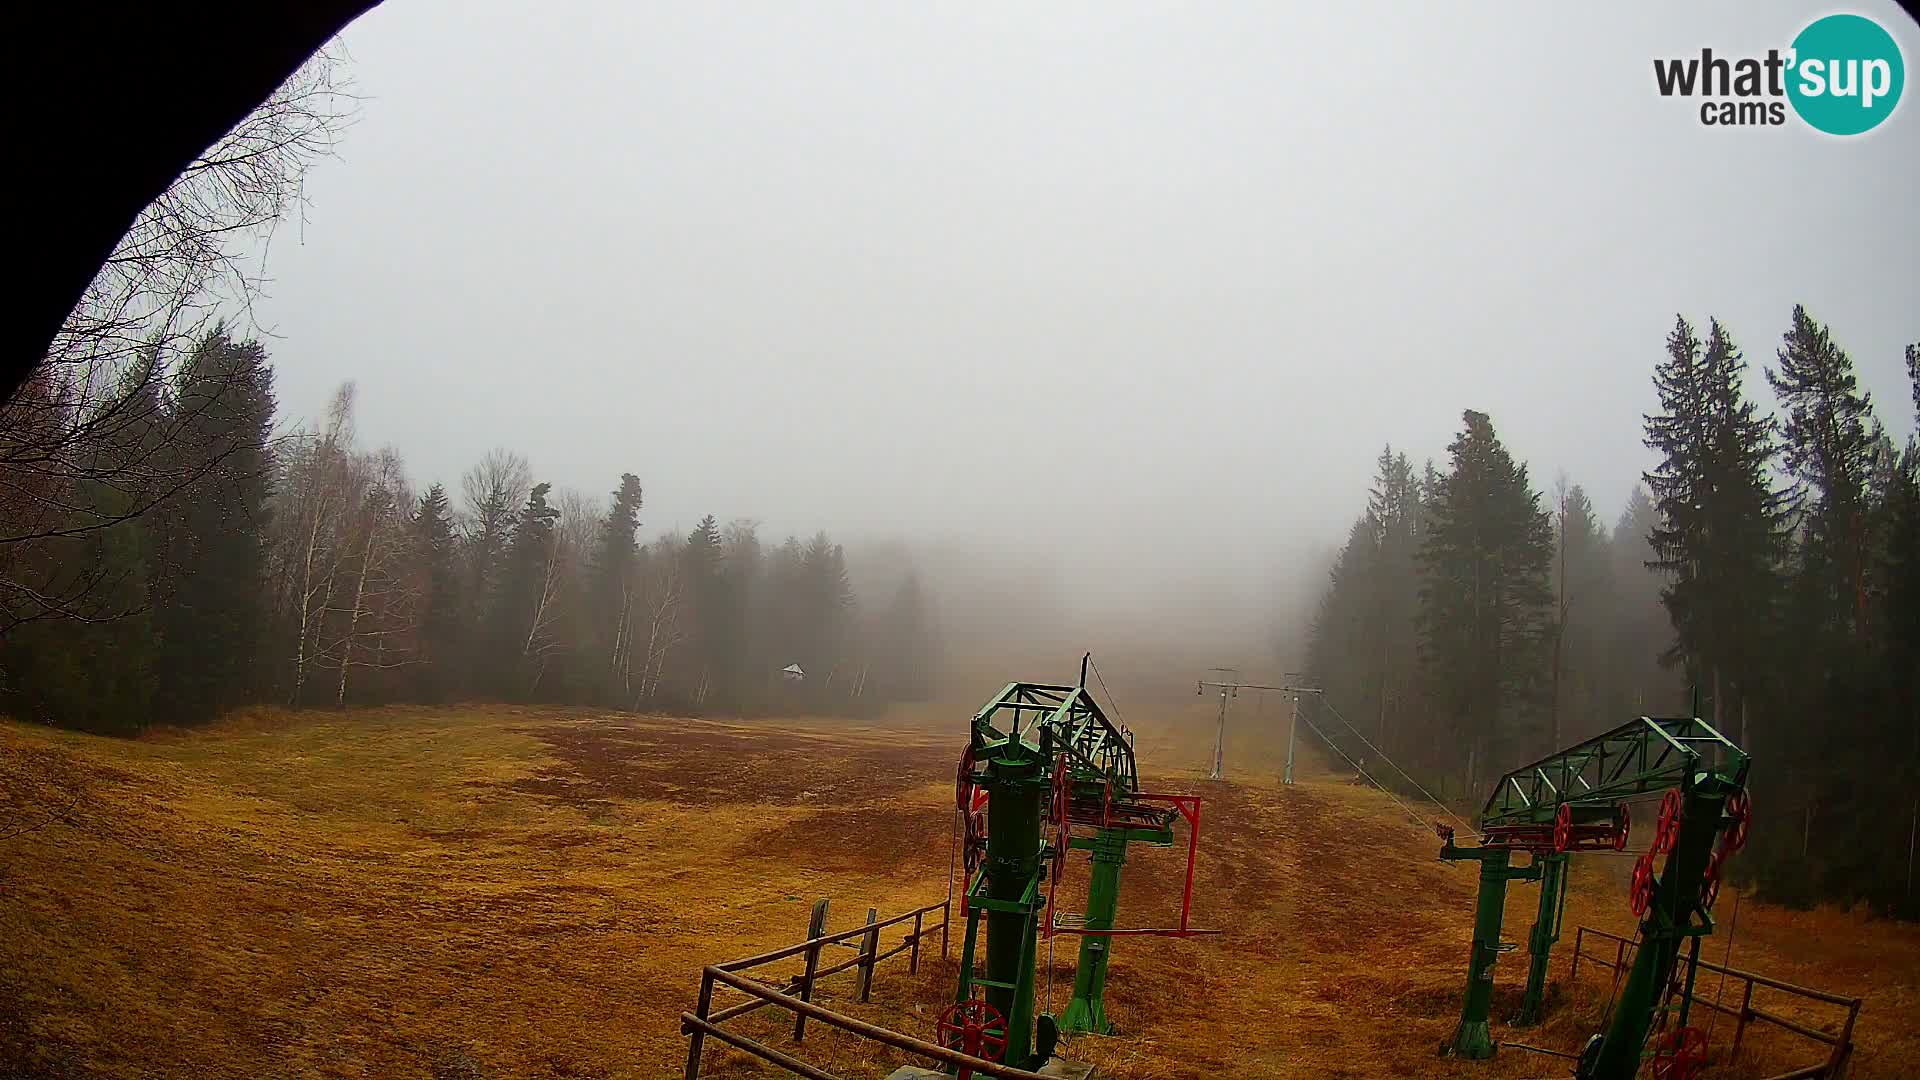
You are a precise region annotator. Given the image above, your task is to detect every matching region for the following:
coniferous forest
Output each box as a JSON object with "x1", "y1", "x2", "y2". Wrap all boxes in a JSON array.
[
  {"x1": 1305, "y1": 311, "x2": 1920, "y2": 917},
  {"x1": 0, "y1": 330, "x2": 941, "y2": 734}
]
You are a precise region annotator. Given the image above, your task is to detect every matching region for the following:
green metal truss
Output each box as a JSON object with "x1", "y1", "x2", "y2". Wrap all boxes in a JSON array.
[
  {"x1": 1480, "y1": 715, "x2": 1747, "y2": 829},
  {"x1": 1437, "y1": 714, "x2": 1748, "y2": 1076},
  {"x1": 952, "y1": 666, "x2": 1182, "y2": 1069}
]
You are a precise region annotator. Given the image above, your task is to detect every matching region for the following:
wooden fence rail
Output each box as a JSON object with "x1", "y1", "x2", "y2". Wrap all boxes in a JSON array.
[
  {"x1": 1569, "y1": 926, "x2": 1862, "y2": 1080},
  {"x1": 684, "y1": 895, "x2": 1011, "y2": 1079}
]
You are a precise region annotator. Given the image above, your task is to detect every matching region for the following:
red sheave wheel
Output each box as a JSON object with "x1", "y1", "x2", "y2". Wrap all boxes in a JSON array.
[
  {"x1": 1654, "y1": 788, "x2": 1684, "y2": 855},
  {"x1": 1553, "y1": 803, "x2": 1573, "y2": 853},
  {"x1": 963, "y1": 801, "x2": 988, "y2": 878},
  {"x1": 1613, "y1": 803, "x2": 1631, "y2": 852},
  {"x1": 956, "y1": 745, "x2": 977, "y2": 813},
  {"x1": 936, "y1": 997, "x2": 1008, "y2": 1063},
  {"x1": 1700, "y1": 849, "x2": 1723, "y2": 910},
  {"x1": 1049, "y1": 755, "x2": 1070, "y2": 882},
  {"x1": 1630, "y1": 850, "x2": 1658, "y2": 917},
  {"x1": 1722, "y1": 790, "x2": 1751, "y2": 855},
  {"x1": 1651, "y1": 1024, "x2": 1708, "y2": 1080}
]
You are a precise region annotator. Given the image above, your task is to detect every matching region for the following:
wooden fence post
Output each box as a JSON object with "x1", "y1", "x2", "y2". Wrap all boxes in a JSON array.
[
  {"x1": 683, "y1": 969, "x2": 714, "y2": 1080},
  {"x1": 1826, "y1": 998, "x2": 1860, "y2": 1078},
  {"x1": 910, "y1": 909, "x2": 924, "y2": 974},
  {"x1": 792, "y1": 898, "x2": 830, "y2": 1042},
  {"x1": 856, "y1": 907, "x2": 880, "y2": 1003},
  {"x1": 1732, "y1": 979, "x2": 1754, "y2": 1055}
]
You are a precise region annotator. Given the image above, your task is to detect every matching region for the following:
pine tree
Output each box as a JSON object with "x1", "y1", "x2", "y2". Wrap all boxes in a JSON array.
[
  {"x1": 878, "y1": 573, "x2": 937, "y2": 702},
  {"x1": 1550, "y1": 481, "x2": 1613, "y2": 744},
  {"x1": 459, "y1": 449, "x2": 530, "y2": 689},
  {"x1": 492, "y1": 482, "x2": 560, "y2": 697},
  {"x1": 1364, "y1": 446, "x2": 1424, "y2": 749},
  {"x1": 589, "y1": 473, "x2": 644, "y2": 701},
  {"x1": 1602, "y1": 487, "x2": 1684, "y2": 718},
  {"x1": 1767, "y1": 305, "x2": 1879, "y2": 641},
  {"x1": 1642, "y1": 316, "x2": 1785, "y2": 743},
  {"x1": 800, "y1": 532, "x2": 854, "y2": 684},
  {"x1": 681, "y1": 515, "x2": 728, "y2": 707},
  {"x1": 150, "y1": 326, "x2": 276, "y2": 724},
  {"x1": 413, "y1": 483, "x2": 462, "y2": 700},
  {"x1": 1307, "y1": 514, "x2": 1382, "y2": 746},
  {"x1": 1417, "y1": 410, "x2": 1555, "y2": 788}
]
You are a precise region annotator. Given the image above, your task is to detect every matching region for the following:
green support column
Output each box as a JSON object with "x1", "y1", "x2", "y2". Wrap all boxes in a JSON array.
[
  {"x1": 1059, "y1": 828, "x2": 1128, "y2": 1034},
  {"x1": 982, "y1": 747, "x2": 1045, "y2": 1069},
  {"x1": 1451, "y1": 847, "x2": 1511, "y2": 1059},
  {"x1": 1439, "y1": 842, "x2": 1541, "y2": 1059},
  {"x1": 1514, "y1": 853, "x2": 1567, "y2": 1026},
  {"x1": 1580, "y1": 783, "x2": 1728, "y2": 1080}
]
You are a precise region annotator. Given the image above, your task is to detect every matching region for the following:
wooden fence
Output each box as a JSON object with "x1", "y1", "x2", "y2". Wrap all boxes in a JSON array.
[
  {"x1": 681, "y1": 895, "x2": 1056, "y2": 1080},
  {"x1": 1569, "y1": 925, "x2": 1863, "y2": 1080}
]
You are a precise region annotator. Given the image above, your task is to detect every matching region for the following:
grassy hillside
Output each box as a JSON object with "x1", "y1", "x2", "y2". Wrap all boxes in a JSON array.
[{"x1": 2, "y1": 703, "x2": 1914, "y2": 1078}]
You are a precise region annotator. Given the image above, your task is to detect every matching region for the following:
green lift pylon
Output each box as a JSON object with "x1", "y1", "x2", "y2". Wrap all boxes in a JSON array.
[
  {"x1": 1433, "y1": 714, "x2": 1749, "y2": 1078},
  {"x1": 949, "y1": 660, "x2": 1212, "y2": 1071}
]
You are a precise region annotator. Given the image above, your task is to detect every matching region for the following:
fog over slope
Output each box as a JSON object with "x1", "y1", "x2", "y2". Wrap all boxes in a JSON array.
[{"x1": 241, "y1": 1, "x2": 1918, "y2": 671}]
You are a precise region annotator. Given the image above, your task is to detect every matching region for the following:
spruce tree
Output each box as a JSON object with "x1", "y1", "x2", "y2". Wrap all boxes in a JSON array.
[
  {"x1": 1550, "y1": 482, "x2": 1612, "y2": 744},
  {"x1": 588, "y1": 473, "x2": 644, "y2": 700},
  {"x1": 681, "y1": 515, "x2": 728, "y2": 707},
  {"x1": 1307, "y1": 514, "x2": 1382, "y2": 751},
  {"x1": 413, "y1": 483, "x2": 462, "y2": 700},
  {"x1": 151, "y1": 326, "x2": 276, "y2": 724},
  {"x1": 878, "y1": 573, "x2": 936, "y2": 701},
  {"x1": 1364, "y1": 447, "x2": 1424, "y2": 749},
  {"x1": 492, "y1": 482, "x2": 560, "y2": 696},
  {"x1": 1417, "y1": 410, "x2": 1555, "y2": 787},
  {"x1": 1603, "y1": 488, "x2": 1684, "y2": 718},
  {"x1": 1642, "y1": 316, "x2": 1785, "y2": 742},
  {"x1": 1767, "y1": 305, "x2": 1878, "y2": 640}
]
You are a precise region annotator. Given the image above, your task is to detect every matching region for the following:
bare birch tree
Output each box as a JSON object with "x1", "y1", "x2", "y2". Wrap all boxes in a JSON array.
[
  {"x1": 324, "y1": 447, "x2": 421, "y2": 705},
  {"x1": 3, "y1": 50, "x2": 354, "y2": 635}
]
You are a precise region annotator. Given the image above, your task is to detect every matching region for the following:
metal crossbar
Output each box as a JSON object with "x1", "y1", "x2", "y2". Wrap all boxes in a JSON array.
[{"x1": 1480, "y1": 716, "x2": 1749, "y2": 829}]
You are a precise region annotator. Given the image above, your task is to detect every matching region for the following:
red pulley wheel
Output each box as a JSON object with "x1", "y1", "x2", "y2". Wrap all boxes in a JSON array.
[
  {"x1": 956, "y1": 745, "x2": 977, "y2": 813},
  {"x1": 1700, "y1": 849, "x2": 1723, "y2": 910},
  {"x1": 1553, "y1": 803, "x2": 1573, "y2": 853},
  {"x1": 1629, "y1": 850, "x2": 1658, "y2": 917},
  {"x1": 1614, "y1": 803, "x2": 1631, "y2": 852},
  {"x1": 1049, "y1": 755, "x2": 1070, "y2": 882},
  {"x1": 936, "y1": 997, "x2": 1008, "y2": 1072},
  {"x1": 1651, "y1": 1024, "x2": 1708, "y2": 1080},
  {"x1": 963, "y1": 802, "x2": 988, "y2": 878},
  {"x1": 1654, "y1": 788, "x2": 1684, "y2": 855},
  {"x1": 1722, "y1": 790, "x2": 1751, "y2": 855}
]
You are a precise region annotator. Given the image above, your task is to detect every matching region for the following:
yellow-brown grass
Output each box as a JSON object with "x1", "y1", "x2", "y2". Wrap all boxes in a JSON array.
[{"x1": 1, "y1": 702, "x2": 1914, "y2": 1079}]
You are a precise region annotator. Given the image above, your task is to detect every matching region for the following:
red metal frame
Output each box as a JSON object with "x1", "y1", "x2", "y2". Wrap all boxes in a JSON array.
[{"x1": 1049, "y1": 793, "x2": 1221, "y2": 939}]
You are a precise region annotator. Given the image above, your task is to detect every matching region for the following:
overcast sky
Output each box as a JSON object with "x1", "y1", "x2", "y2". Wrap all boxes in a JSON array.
[{"x1": 246, "y1": 1, "x2": 1918, "y2": 640}]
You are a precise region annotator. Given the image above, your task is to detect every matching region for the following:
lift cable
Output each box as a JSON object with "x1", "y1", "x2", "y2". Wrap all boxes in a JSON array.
[
  {"x1": 1314, "y1": 695, "x2": 1482, "y2": 840},
  {"x1": 1292, "y1": 706, "x2": 1452, "y2": 840},
  {"x1": 1085, "y1": 656, "x2": 1130, "y2": 737},
  {"x1": 1704, "y1": 887, "x2": 1744, "y2": 1041}
]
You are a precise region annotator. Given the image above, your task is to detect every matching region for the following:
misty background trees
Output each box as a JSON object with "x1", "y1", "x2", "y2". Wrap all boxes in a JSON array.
[
  {"x1": 0, "y1": 344, "x2": 942, "y2": 730},
  {"x1": 1305, "y1": 308, "x2": 1919, "y2": 917}
]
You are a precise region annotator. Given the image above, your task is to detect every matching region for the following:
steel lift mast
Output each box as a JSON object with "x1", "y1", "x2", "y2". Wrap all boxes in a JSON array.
[
  {"x1": 1435, "y1": 714, "x2": 1751, "y2": 1080},
  {"x1": 1194, "y1": 675, "x2": 1323, "y2": 783},
  {"x1": 945, "y1": 657, "x2": 1214, "y2": 1072}
]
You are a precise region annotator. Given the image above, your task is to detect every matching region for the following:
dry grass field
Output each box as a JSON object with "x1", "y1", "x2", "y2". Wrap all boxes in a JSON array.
[{"x1": 2, "y1": 700, "x2": 1915, "y2": 1079}]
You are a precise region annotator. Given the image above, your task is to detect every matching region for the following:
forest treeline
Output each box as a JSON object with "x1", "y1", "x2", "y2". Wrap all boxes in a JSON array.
[
  {"x1": 1305, "y1": 306, "x2": 1919, "y2": 916},
  {"x1": 0, "y1": 328, "x2": 940, "y2": 733}
]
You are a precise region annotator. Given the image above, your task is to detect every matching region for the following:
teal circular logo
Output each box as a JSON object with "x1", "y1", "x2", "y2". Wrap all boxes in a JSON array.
[{"x1": 1787, "y1": 14, "x2": 1904, "y2": 135}]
